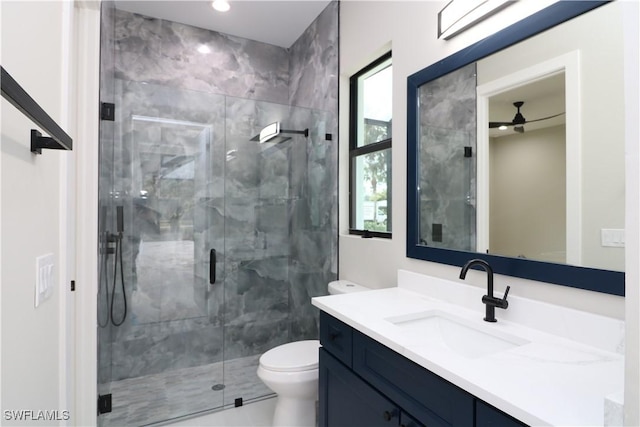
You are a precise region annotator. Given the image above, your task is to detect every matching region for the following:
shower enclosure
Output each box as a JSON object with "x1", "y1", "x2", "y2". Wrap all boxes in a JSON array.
[{"x1": 97, "y1": 2, "x2": 338, "y2": 426}]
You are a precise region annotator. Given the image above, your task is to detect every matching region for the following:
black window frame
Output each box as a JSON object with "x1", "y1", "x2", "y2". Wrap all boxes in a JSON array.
[{"x1": 349, "y1": 52, "x2": 393, "y2": 239}]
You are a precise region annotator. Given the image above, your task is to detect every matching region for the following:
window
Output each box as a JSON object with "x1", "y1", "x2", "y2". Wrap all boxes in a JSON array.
[{"x1": 349, "y1": 52, "x2": 392, "y2": 237}]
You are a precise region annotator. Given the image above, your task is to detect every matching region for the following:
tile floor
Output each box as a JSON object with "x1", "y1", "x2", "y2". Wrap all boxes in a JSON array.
[{"x1": 100, "y1": 355, "x2": 273, "y2": 426}]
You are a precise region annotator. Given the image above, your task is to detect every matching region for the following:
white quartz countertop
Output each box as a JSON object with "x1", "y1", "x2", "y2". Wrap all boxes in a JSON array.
[{"x1": 312, "y1": 271, "x2": 624, "y2": 426}]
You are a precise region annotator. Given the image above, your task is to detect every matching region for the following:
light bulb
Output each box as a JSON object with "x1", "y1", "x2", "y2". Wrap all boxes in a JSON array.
[{"x1": 212, "y1": 0, "x2": 230, "y2": 12}]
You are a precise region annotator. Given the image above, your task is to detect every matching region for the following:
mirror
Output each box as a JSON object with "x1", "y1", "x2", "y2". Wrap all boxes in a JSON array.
[
  {"x1": 484, "y1": 74, "x2": 567, "y2": 265},
  {"x1": 407, "y1": 1, "x2": 625, "y2": 296}
]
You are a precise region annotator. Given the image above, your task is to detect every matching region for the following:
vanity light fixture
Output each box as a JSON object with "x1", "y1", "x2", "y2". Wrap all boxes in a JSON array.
[
  {"x1": 438, "y1": 0, "x2": 512, "y2": 39},
  {"x1": 212, "y1": 0, "x2": 230, "y2": 12},
  {"x1": 498, "y1": 125, "x2": 508, "y2": 131}
]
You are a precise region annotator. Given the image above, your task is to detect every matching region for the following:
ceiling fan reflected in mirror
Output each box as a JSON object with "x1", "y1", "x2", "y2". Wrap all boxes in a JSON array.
[{"x1": 489, "y1": 101, "x2": 565, "y2": 133}]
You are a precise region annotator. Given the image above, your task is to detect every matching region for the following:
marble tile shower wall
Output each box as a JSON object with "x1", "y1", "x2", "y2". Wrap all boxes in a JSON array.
[
  {"x1": 419, "y1": 62, "x2": 477, "y2": 252},
  {"x1": 289, "y1": 1, "x2": 339, "y2": 111},
  {"x1": 100, "y1": 3, "x2": 338, "y2": 381},
  {"x1": 113, "y1": 8, "x2": 289, "y2": 104},
  {"x1": 288, "y1": 3, "x2": 339, "y2": 341},
  {"x1": 98, "y1": 0, "x2": 116, "y2": 387}
]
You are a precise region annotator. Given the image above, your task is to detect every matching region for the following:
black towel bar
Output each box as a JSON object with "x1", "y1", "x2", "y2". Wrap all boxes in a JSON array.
[{"x1": 1, "y1": 65, "x2": 73, "y2": 154}]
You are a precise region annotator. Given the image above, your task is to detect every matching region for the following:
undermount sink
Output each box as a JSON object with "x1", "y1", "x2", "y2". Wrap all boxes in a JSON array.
[{"x1": 386, "y1": 310, "x2": 529, "y2": 358}]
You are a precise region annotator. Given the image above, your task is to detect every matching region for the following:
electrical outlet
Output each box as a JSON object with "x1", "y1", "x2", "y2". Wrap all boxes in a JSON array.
[{"x1": 35, "y1": 253, "x2": 55, "y2": 307}]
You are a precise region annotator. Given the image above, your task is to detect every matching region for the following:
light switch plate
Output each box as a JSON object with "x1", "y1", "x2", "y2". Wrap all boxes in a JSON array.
[
  {"x1": 601, "y1": 229, "x2": 625, "y2": 248},
  {"x1": 35, "y1": 253, "x2": 55, "y2": 307}
]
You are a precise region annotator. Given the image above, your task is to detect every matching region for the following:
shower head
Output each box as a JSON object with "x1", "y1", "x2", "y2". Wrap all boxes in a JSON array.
[{"x1": 251, "y1": 122, "x2": 309, "y2": 144}]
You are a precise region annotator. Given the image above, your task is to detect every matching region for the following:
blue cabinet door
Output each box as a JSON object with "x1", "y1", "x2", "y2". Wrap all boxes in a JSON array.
[
  {"x1": 400, "y1": 411, "x2": 425, "y2": 427},
  {"x1": 319, "y1": 348, "x2": 401, "y2": 427},
  {"x1": 476, "y1": 401, "x2": 528, "y2": 427},
  {"x1": 353, "y1": 330, "x2": 474, "y2": 427}
]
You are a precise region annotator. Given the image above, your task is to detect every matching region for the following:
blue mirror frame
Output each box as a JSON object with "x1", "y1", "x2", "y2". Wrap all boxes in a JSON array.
[{"x1": 407, "y1": 1, "x2": 624, "y2": 297}]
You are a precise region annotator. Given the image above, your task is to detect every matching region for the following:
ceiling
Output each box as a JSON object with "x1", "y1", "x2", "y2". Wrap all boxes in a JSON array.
[
  {"x1": 114, "y1": 0, "x2": 332, "y2": 48},
  {"x1": 488, "y1": 72, "x2": 566, "y2": 137}
]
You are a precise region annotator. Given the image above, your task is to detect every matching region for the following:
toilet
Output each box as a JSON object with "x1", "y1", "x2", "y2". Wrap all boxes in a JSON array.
[{"x1": 257, "y1": 280, "x2": 370, "y2": 427}]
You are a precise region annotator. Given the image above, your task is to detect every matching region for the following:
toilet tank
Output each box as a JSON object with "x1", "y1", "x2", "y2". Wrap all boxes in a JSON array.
[{"x1": 328, "y1": 280, "x2": 370, "y2": 295}]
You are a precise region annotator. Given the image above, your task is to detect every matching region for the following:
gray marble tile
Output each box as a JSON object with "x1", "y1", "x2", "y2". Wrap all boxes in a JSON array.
[
  {"x1": 419, "y1": 63, "x2": 477, "y2": 251},
  {"x1": 100, "y1": 355, "x2": 271, "y2": 427},
  {"x1": 289, "y1": 2, "x2": 339, "y2": 112},
  {"x1": 114, "y1": 9, "x2": 289, "y2": 104},
  {"x1": 109, "y1": 319, "x2": 225, "y2": 381}
]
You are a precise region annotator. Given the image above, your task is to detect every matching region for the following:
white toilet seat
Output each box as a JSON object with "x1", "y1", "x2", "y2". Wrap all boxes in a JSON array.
[
  {"x1": 256, "y1": 364, "x2": 319, "y2": 387},
  {"x1": 259, "y1": 340, "x2": 320, "y2": 372}
]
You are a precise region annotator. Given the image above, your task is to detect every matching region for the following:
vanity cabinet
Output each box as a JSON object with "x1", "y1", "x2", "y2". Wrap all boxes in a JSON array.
[
  {"x1": 320, "y1": 348, "x2": 411, "y2": 426},
  {"x1": 319, "y1": 312, "x2": 528, "y2": 427},
  {"x1": 476, "y1": 401, "x2": 527, "y2": 427}
]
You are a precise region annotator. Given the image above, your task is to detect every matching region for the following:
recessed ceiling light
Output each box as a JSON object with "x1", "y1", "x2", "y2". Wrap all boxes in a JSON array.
[
  {"x1": 197, "y1": 44, "x2": 211, "y2": 54},
  {"x1": 212, "y1": 0, "x2": 230, "y2": 12}
]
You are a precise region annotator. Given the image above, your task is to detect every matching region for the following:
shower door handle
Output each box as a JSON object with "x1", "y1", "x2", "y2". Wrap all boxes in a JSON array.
[{"x1": 209, "y1": 249, "x2": 216, "y2": 285}]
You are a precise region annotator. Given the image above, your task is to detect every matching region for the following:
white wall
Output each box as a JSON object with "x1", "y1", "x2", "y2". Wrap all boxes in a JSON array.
[
  {"x1": 73, "y1": 2, "x2": 102, "y2": 424},
  {"x1": 623, "y1": 0, "x2": 640, "y2": 424},
  {"x1": 489, "y1": 126, "x2": 566, "y2": 264},
  {"x1": 339, "y1": 1, "x2": 639, "y2": 424},
  {"x1": 0, "y1": 0, "x2": 76, "y2": 424}
]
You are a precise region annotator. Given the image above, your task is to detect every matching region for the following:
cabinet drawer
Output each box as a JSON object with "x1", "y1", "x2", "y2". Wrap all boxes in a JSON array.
[
  {"x1": 320, "y1": 312, "x2": 353, "y2": 367},
  {"x1": 353, "y1": 330, "x2": 474, "y2": 427}
]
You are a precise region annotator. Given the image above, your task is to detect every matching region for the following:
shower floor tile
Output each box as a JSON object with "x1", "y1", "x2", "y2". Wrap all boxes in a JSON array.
[{"x1": 99, "y1": 355, "x2": 273, "y2": 427}]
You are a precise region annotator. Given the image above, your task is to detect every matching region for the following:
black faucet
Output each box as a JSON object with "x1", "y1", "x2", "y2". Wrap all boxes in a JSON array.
[{"x1": 459, "y1": 259, "x2": 510, "y2": 322}]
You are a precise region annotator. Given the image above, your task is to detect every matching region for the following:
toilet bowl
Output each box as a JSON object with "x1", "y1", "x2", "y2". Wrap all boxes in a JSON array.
[
  {"x1": 257, "y1": 340, "x2": 320, "y2": 427},
  {"x1": 257, "y1": 280, "x2": 369, "y2": 426}
]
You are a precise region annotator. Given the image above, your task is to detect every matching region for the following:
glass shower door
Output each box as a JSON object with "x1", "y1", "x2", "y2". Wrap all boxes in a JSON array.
[
  {"x1": 97, "y1": 80, "x2": 229, "y2": 426},
  {"x1": 128, "y1": 113, "x2": 226, "y2": 418}
]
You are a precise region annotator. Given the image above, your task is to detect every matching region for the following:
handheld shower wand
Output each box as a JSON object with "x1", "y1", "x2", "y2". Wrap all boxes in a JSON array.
[
  {"x1": 98, "y1": 205, "x2": 110, "y2": 328},
  {"x1": 98, "y1": 205, "x2": 128, "y2": 327},
  {"x1": 110, "y1": 205, "x2": 127, "y2": 326}
]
